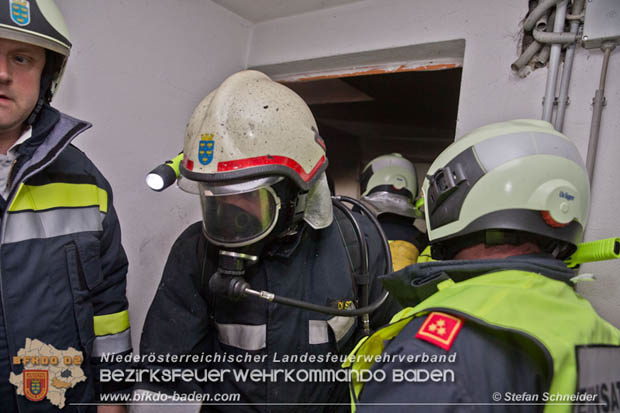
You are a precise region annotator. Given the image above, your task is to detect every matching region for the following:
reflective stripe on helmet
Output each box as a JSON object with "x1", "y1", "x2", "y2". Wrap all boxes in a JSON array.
[{"x1": 217, "y1": 154, "x2": 326, "y2": 183}]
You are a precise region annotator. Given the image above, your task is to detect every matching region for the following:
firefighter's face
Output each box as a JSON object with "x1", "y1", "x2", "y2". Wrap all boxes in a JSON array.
[{"x1": 0, "y1": 38, "x2": 45, "y2": 138}]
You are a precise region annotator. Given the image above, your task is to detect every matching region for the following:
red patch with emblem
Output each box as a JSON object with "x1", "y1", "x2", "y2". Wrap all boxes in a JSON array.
[{"x1": 415, "y1": 312, "x2": 463, "y2": 351}]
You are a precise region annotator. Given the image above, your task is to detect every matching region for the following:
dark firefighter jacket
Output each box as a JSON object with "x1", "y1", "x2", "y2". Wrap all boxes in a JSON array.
[
  {"x1": 0, "y1": 105, "x2": 131, "y2": 412},
  {"x1": 137, "y1": 211, "x2": 401, "y2": 412}
]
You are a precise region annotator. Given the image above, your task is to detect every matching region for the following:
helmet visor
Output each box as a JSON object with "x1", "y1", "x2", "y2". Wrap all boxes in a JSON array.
[{"x1": 199, "y1": 182, "x2": 280, "y2": 247}]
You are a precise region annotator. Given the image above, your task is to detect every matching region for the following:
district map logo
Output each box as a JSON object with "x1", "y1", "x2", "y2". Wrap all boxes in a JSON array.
[
  {"x1": 9, "y1": 338, "x2": 86, "y2": 409},
  {"x1": 9, "y1": 0, "x2": 30, "y2": 26}
]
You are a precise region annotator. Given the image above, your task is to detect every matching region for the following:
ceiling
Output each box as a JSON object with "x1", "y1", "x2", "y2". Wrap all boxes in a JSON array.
[{"x1": 212, "y1": 0, "x2": 364, "y2": 23}]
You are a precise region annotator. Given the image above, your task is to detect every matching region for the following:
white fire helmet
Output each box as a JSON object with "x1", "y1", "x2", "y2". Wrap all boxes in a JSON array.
[{"x1": 178, "y1": 70, "x2": 333, "y2": 247}]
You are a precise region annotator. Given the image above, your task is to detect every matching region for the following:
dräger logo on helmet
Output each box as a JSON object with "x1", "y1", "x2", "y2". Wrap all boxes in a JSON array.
[
  {"x1": 559, "y1": 191, "x2": 575, "y2": 201},
  {"x1": 10, "y1": 0, "x2": 31, "y2": 26}
]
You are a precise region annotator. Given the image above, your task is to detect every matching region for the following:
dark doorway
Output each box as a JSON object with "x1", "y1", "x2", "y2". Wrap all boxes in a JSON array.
[{"x1": 283, "y1": 67, "x2": 462, "y2": 196}]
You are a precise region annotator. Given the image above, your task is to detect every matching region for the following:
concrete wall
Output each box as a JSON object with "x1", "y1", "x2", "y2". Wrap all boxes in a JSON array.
[
  {"x1": 247, "y1": 0, "x2": 620, "y2": 326},
  {"x1": 54, "y1": 0, "x2": 252, "y2": 349}
]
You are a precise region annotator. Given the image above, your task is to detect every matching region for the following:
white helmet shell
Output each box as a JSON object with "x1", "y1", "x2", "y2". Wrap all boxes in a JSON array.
[
  {"x1": 180, "y1": 70, "x2": 332, "y2": 229},
  {"x1": 181, "y1": 70, "x2": 327, "y2": 192}
]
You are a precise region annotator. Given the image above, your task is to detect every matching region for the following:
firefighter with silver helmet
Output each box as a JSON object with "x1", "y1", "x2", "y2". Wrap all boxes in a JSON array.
[
  {"x1": 0, "y1": 1, "x2": 131, "y2": 411},
  {"x1": 345, "y1": 120, "x2": 620, "y2": 411},
  {"x1": 136, "y1": 70, "x2": 399, "y2": 411},
  {"x1": 360, "y1": 153, "x2": 429, "y2": 270}
]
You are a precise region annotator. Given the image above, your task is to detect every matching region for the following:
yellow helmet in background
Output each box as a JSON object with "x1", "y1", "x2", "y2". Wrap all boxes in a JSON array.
[{"x1": 360, "y1": 153, "x2": 418, "y2": 218}]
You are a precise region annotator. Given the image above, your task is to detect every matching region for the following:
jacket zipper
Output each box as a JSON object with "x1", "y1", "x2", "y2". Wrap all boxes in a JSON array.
[{"x1": 5, "y1": 159, "x2": 17, "y2": 194}]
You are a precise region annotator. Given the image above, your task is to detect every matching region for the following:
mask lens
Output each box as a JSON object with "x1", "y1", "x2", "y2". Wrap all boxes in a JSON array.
[{"x1": 200, "y1": 184, "x2": 279, "y2": 246}]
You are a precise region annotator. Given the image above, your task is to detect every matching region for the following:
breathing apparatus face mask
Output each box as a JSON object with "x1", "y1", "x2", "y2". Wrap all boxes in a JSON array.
[
  {"x1": 199, "y1": 177, "x2": 284, "y2": 248},
  {"x1": 203, "y1": 176, "x2": 303, "y2": 302}
]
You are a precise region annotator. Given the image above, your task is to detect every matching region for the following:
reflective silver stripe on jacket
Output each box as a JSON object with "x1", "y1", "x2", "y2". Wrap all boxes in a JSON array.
[
  {"x1": 3, "y1": 207, "x2": 104, "y2": 244},
  {"x1": 216, "y1": 322, "x2": 266, "y2": 351},
  {"x1": 309, "y1": 320, "x2": 329, "y2": 344},
  {"x1": 327, "y1": 316, "x2": 355, "y2": 342},
  {"x1": 309, "y1": 316, "x2": 355, "y2": 344},
  {"x1": 92, "y1": 328, "x2": 132, "y2": 358}
]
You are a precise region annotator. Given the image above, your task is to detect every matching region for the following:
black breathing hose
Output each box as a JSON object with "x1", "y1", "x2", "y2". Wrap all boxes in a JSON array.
[{"x1": 245, "y1": 287, "x2": 390, "y2": 317}]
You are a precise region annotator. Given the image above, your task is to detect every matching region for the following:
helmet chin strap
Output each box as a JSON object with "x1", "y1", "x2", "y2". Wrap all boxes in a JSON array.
[
  {"x1": 27, "y1": 51, "x2": 60, "y2": 126},
  {"x1": 26, "y1": 97, "x2": 45, "y2": 126}
]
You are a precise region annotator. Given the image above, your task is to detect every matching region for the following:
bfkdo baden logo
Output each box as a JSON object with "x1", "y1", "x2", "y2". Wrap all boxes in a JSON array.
[
  {"x1": 9, "y1": 338, "x2": 86, "y2": 409},
  {"x1": 24, "y1": 370, "x2": 48, "y2": 402}
]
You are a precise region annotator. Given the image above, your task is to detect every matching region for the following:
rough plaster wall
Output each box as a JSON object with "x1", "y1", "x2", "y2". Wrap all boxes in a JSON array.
[
  {"x1": 248, "y1": 0, "x2": 620, "y2": 326},
  {"x1": 53, "y1": 0, "x2": 252, "y2": 350}
]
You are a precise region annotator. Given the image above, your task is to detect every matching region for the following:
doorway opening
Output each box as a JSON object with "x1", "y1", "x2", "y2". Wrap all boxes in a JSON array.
[{"x1": 252, "y1": 40, "x2": 464, "y2": 198}]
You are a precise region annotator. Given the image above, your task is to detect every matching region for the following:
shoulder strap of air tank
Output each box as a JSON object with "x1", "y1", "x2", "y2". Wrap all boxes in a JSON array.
[
  {"x1": 332, "y1": 202, "x2": 363, "y2": 302},
  {"x1": 196, "y1": 233, "x2": 217, "y2": 328}
]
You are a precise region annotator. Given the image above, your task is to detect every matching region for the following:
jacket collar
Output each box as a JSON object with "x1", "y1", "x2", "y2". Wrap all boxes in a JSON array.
[
  {"x1": 10, "y1": 104, "x2": 91, "y2": 193},
  {"x1": 381, "y1": 254, "x2": 575, "y2": 308}
]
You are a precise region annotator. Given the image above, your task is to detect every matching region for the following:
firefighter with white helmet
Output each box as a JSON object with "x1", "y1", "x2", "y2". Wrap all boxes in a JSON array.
[
  {"x1": 360, "y1": 153, "x2": 428, "y2": 270},
  {"x1": 176, "y1": 70, "x2": 334, "y2": 247},
  {"x1": 0, "y1": 1, "x2": 131, "y2": 411},
  {"x1": 346, "y1": 119, "x2": 620, "y2": 411},
  {"x1": 137, "y1": 70, "x2": 399, "y2": 411}
]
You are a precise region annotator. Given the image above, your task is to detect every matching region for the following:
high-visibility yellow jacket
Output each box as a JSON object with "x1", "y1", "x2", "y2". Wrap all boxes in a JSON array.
[{"x1": 345, "y1": 260, "x2": 620, "y2": 412}]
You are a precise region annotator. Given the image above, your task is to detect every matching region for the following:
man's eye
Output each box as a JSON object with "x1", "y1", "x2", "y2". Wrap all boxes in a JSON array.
[{"x1": 13, "y1": 55, "x2": 30, "y2": 64}]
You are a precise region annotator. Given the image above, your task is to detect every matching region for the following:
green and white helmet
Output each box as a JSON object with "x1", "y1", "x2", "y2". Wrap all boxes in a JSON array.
[
  {"x1": 0, "y1": 0, "x2": 71, "y2": 101},
  {"x1": 360, "y1": 153, "x2": 418, "y2": 218},
  {"x1": 422, "y1": 119, "x2": 589, "y2": 259},
  {"x1": 178, "y1": 70, "x2": 333, "y2": 247}
]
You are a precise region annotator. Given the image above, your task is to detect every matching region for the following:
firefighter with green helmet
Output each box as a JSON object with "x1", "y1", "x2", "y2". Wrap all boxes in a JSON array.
[
  {"x1": 136, "y1": 70, "x2": 399, "y2": 411},
  {"x1": 345, "y1": 119, "x2": 620, "y2": 412},
  {"x1": 0, "y1": 1, "x2": 131, "y2": 411},
  {"x1": 360, "y1": 153, "x2": 428, "y2": 270}
]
